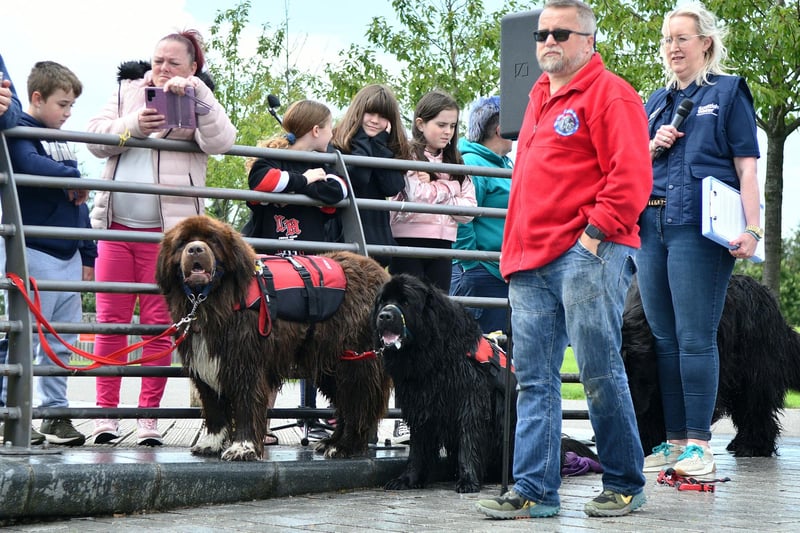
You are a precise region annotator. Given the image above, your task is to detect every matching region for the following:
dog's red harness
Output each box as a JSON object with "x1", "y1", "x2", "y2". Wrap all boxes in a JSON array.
[
  {"x1": 468, "y1": 336, "x2": 512, "y2": 371},
  {"x1": 234, "y1": 254, "x2": 346, "y2": 337}
]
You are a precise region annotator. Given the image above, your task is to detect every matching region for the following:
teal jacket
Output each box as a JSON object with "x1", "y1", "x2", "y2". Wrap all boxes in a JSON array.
[{"x1": 453, "y1": 137, "x2": 512, "y2": 282}]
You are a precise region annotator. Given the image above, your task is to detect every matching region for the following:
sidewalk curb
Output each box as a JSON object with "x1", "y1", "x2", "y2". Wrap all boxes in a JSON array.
[{"x1": 0, "y1": 454, "x2": 407, "y2": 519}]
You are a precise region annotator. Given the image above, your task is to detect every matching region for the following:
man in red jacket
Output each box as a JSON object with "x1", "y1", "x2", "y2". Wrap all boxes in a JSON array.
[{"x1": 476, "y1": 0, "x2": 652, "y2": 520}]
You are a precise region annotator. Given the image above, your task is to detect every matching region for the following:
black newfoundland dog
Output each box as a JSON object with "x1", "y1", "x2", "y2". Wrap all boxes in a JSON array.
[
  {"x1": 623, "y1": 274, "x2": 800, "y2": 457},
  {"x1": 374, "y1": 273, "x2": 598, "y2": 493},
  {"x1": 156, "y1": 215, "x2": 392, "y2": 461}
]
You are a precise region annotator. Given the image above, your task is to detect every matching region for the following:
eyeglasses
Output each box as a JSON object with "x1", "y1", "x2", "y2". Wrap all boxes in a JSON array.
[
  {"x1": 660, "y1": 34, "x2": 703, "y2": 46},
  {"x1": 533, "y1": 28, "x2": 593, "y2": 43}
]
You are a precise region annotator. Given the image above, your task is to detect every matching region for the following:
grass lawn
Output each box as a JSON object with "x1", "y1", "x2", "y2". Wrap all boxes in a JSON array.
[{"x1": 561, "y1": 349, "x2": 800, "y2": 409}]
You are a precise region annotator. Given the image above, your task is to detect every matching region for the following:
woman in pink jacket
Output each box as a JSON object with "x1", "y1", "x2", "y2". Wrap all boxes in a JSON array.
[
  {"x1": 86, "y1": 30, "x2": 236, "y2": 446},
  {"x1": 390, "y1": 90, "x2": 476, "y2": 292}
]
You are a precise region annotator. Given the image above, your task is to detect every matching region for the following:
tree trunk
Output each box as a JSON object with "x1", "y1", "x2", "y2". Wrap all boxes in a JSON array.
[{"x1": 763, "y1": 129, "x2": 786, "y2": 295}]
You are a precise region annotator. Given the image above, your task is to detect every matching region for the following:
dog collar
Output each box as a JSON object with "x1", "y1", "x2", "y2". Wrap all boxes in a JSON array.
[{"x1": 179, "y1": 262, "x2": 224, "y2": 300}]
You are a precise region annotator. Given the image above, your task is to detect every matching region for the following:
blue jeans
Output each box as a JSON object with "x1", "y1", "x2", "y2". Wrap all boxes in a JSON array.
[
  {"x1": 636, "y1": 206, "x2": 734, "y2": 442},
  {"x1": 450, "y1": 263, "x2": 509, "y2": 334},
  {"x1": 509, "y1": 240, "x2": 645, "y2": 506}
]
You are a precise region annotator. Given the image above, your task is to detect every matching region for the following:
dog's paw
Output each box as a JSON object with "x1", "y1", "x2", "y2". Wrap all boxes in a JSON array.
[
  {"x1": 221, "y1": 441, "x2": 260, "y2": 461},
  {"x1": 312, "y1": 439, "x2": 331, "y2": 454},
  {"x1": 191, "y1": 431, "x2": 227, "y2": 456},
  {"x1": 315, "y1": 439, "x2": 354, "y2": 458},
  {"x1": 323, "y1": 444, "x2": 352, "y2": 459},
  {"x1": 455, "y1": 477, "x2": 481, "y2": 493},
  {"x1": 384, "y1": 476, "x2": 421, "y2": 491}
]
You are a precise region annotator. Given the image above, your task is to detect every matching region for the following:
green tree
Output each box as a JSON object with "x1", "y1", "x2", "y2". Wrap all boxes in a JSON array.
[
  {"x1": 321, "y1": 0, "x2": 523, "y2": 112},
  {"x1": 592, "y1": 0, "x2": 800, "y2": 296},
  {"x1": 203, "y1": 1, "x2": 284, "y2": 228},
  {"x1": 204, "y1": 1, "x2": 340, "y2": 228}
]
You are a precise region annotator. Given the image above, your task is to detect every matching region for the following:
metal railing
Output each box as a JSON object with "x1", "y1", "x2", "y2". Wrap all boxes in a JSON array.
[{"x1": 0, "y1": 126, "x2": 584, "y2": 452}]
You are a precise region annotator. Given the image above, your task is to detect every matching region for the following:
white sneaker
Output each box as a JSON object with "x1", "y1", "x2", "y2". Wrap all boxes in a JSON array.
[
  {"x1": 92, "y1": 419, "x2": 120, "y2": 444},
  {"x1": 136, "y1": 418, "x2": 163, "y2": 446},
  {"x1": 643, "y1": 442, "x2": 685, "y2": 472},
  {"x1": 393, "y1": 420, "x2": 411, "y2": 444},
  {"x1": 673, "y1": 444, "x2": 715, "y2": 476}
]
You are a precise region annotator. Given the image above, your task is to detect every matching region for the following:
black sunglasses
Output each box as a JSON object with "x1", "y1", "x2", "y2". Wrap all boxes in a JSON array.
[{"x1": 533, "y1": 29, "x2": 593, "y2": 43}]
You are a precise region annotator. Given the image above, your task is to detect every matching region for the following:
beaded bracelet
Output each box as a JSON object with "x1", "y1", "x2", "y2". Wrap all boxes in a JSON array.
[
  {"x1": 745, "y1": 229, "x2": 762, "y2": 241},
  {"x1": 745, "y1": 224, "x2": 764, "y2": 240}
]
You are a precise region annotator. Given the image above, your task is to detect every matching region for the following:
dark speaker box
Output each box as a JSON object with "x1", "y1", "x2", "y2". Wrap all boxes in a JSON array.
[{"x1": 500, "y1": 9, "x2": 543, "y2": 140}]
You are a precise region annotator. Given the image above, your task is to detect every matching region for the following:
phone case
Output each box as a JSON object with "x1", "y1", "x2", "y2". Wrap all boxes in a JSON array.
[{"x1": 144, "y1": 86, "x2": 197, "y2": 129}]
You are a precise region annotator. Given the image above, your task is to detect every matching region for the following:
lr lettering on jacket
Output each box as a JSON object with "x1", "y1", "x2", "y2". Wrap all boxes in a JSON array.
[{"x1": 274, "y1": 215, "x2": 301, "y2": 239}]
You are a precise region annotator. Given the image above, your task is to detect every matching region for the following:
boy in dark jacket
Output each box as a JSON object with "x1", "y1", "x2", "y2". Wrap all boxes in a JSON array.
[{"x1": 5, "y1": 60, "x2": 91, "y2": 446}]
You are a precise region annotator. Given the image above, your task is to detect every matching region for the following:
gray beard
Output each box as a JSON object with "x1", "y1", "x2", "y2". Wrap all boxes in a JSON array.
[{"x1": 538, "y1": 48, "x2": 584, "y2": 75}]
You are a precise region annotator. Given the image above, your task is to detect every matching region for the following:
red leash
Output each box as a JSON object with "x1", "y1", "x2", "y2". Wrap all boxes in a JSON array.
[
  {"x1": 657, "y1": 468, "x2": 731, "y2": 492},
  {"x1": 6, "y1": 273, "x2": 188, "y2": 371}
]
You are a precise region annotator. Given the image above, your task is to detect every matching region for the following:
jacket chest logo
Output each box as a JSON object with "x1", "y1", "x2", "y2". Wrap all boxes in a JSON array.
[
  {"x1": 696, "y1": 103, "x2": 719, "y2": 117},
  {"x1": 553, "y1": 109, "x2": 580, "y2": 137}
]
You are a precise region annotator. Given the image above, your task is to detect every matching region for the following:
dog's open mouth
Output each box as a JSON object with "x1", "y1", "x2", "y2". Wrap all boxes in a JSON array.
[
  {"x1": 380, "y1": 331, "x2": 403, "y2": 350},
  {"x1": 183, "y1": 262, "x2": 214, "y2": 287}
]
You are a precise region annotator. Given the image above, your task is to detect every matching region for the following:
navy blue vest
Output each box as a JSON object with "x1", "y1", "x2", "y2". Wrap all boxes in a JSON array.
[{"x1": 645, "y1": 75, "x2": 756, "y2": 225}]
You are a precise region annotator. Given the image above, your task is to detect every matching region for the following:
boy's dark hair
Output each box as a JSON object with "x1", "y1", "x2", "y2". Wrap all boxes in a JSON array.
[{"x1": 27, "y1": 61, "x2": 82, "y2": 102}]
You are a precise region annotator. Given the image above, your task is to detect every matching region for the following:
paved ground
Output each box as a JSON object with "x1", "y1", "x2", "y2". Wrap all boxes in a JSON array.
[
  {"x1": 3, "y1": 433, "x2": 800, "y2": 532},
  {"x1": 2, "y1": 377, "x2": 800, "y2": 530}
]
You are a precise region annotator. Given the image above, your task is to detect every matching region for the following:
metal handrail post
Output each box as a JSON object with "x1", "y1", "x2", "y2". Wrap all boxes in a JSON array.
[{"x1": 0, "y1": 134, "x2": 35, "y2": 450}]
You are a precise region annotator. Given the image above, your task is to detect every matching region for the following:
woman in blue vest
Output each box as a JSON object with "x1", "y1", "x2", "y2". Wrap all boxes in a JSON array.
[{"x1": 637, "y1": 3, "x2": 761, "y2": 477}]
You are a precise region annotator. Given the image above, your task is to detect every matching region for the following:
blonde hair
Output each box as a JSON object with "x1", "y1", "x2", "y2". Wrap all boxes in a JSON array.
[
  {"x1": 245, "y1": 100, "x2": 332, "y2": 172},
  {"x1": 661, "y1": 2, "x2": 729, "y2": 88}
]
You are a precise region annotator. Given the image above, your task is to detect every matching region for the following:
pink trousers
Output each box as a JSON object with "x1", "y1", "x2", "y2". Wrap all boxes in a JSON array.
[{"x1": 94, "y1": 224, "x2": 173, "y2": 409}]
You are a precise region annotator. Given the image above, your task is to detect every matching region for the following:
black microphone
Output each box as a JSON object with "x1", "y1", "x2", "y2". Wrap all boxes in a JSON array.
[
  {"x1": 267, "y1": 94, "x2": 283, "y2": 126},
  {"x1": 653, "y1": 98, "x2": 694, "y2": 159}
]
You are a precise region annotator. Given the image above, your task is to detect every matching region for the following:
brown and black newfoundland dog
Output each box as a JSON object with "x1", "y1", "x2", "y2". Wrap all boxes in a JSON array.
[
  {"x1": 374, "y1": 273, "x2": 599, "y2": 493},
  {"x1": 156, "y1": 215, "x2": 391, "y2": 461}
]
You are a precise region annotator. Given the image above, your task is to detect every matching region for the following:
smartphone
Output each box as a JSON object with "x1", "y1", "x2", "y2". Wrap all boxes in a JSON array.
[{"x1": 144, "y1": 86, "x2": 197, "y2": 129}]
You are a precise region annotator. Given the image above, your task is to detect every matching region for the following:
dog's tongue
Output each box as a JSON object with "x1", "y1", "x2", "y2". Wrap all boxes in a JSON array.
[
  {"x1": 381, "y1": 332, "x2": 401, "y2": 348},
  {"x1": 185, "y1": 270, "x2": 212, "y2": 286}
]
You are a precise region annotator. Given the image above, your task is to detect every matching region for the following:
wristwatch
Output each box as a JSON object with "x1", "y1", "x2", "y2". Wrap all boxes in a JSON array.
[{"x1": 585, "y1": 224, "x2": 606, "y2": 241}]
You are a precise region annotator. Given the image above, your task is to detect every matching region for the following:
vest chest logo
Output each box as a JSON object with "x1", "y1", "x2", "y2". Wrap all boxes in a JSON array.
[
  {"x1": 553, "y1": 109, "x2": 580, "y2": 137},
  {"x1": 696, "y1": 103, "x2": 719, "y2": 117}
]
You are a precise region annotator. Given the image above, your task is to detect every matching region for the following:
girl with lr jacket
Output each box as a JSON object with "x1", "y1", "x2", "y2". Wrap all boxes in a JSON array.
[
  {"x1": 85, "y1": 30, "x2": 236, "y2": 447},
  {"x1": 389, "y1": 90, "x2": 477, "y2": 292}
]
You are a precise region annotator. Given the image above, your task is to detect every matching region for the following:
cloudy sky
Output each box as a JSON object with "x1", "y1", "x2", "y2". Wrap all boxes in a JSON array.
[{"x1": 2, "y1": 0, "x2": 797, "y2": 235}]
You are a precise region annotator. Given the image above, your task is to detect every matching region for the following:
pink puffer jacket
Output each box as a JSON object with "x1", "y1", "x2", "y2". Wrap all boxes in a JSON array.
[{"x1": 86, "y1": 70, "x2": 236, "y2": 231}]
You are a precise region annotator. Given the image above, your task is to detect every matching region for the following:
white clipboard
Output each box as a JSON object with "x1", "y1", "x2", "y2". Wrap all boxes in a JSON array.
[{"x1": 701, "y1": 176, "x2": 764, "y2": 263}]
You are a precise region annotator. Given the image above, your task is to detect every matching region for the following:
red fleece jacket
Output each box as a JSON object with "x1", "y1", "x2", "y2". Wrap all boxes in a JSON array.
[{"x1": 501, "y1": 53, "x2": 652, "y2": 278}]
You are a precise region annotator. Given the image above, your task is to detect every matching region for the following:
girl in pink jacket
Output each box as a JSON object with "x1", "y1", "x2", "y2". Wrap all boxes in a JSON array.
[{"x1": 390, "y1": 90, "x2": 476, "y2": 292}]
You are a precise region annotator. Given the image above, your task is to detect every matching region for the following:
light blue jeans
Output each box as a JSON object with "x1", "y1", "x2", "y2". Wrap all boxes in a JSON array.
[
  {"x1": 636, "y1": 205, "x2": 734, "y2": 442},
  {"x1": 509, "y1": 240, "x2": 645, "y2": 506},
  {"x1": 28, "y1": 248, "x2": 82, "y2": 409}
]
